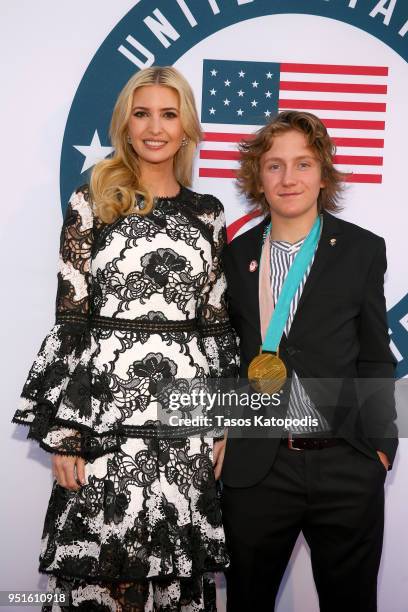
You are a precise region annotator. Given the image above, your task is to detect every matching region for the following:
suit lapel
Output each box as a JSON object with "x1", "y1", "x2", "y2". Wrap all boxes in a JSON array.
[
  {"x1": 288, "y1": 211, "x2": 343, "y2": 337},
  {"x1": 245, "y1": 217, "x2": 269, "y2": 334},
  {"x1": 244, "y1": 212, "x2": 343, "y2": 342},
  {"x1": 247, "y1": 216, "x2": 270, "y2": 292}
]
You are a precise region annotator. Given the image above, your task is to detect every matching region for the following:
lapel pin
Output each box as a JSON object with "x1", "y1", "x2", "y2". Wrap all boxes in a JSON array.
[
  {"x1": 249, "y1": 260, "x2": 258, "y2": 272},
  {"x1": 329, "y1": 238, "x2": 337, "y2": 247}
]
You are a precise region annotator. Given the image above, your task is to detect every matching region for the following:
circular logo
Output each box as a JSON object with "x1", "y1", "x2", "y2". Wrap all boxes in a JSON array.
[{"x1": 61, "y1": 0, "x2": 408, "y2": 377}]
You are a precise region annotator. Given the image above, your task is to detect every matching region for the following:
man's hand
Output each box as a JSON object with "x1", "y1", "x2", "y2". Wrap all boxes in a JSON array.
[
  {"x1": 52, "y1": 455, "x2": 86, "y2": 491},
  {"x1": 213, "y1": 437, "x2": 227, "y2": 480},
  {"x1": 376, "y1": 450, "x2": 390, "y2": 471}
]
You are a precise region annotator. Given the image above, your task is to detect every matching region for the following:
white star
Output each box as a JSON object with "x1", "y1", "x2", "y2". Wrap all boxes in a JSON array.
[
  {"x1": 223, "y1": 98, "x2": 231, "y2": 106},
  {"x1": 252, "y1": 81, "x2": 259, "y2": 88},
  {"x1": 74, "y1": 130, "x2": 114, "y2": 173},
  {"x1": 237, "y1": 108, "x2": 244, "y2": 116},
  {"x1": 265, "y1": 90, "x2": 272, "y2": 98},
  {"x1": 237, "y1": 89, "x2": 245, "y2": 97},
  {"x1": 264, "y1": 110, "x2": 271, "y2": 118},
  {"x1": 238, "y1": 70, "x2": 245, "y2": 77},
  {"x1": 210, "y1": 88, "x2": 216, "y2": 95},
  {"x1": 266, "y1": 72, "x2": 273, "y2": 79},
  {"x1": 251, "y1": 100, "x2": 258, "y2": 107},
  {"x1": 209, "y1": 107, "x2": 216, "y2": 115},
  {"x1": 210, "y1": 69, "x2": 218, "y2": 76},
  {"x1": 224, "y1": 79, "x2": 231, "y2": 86}
]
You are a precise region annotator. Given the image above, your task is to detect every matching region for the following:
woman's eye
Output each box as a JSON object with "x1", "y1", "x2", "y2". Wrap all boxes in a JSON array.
[
  {"x1": 268, "y1": 164, "x2": 280, "y2": 171},
  {"x1": 133, "y1": 111, "x2": 147, "y2": 118},
  {"x1": 164, "y1": 111, "x2": 178, "y2": 118},
  {"x1": 299, "y1": 162, "x2": 311, "y2": 169}
]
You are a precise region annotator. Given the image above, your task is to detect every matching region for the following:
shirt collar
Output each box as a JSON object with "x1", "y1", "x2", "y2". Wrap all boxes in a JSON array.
[{"x1": 271, "y1": 236, "x2": 305, "y2": 255}]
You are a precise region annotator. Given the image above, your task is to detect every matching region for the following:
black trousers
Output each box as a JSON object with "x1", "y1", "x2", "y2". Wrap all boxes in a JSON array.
[{"x1": 222, "y1": 441, "x2": 386, "y2": 612}]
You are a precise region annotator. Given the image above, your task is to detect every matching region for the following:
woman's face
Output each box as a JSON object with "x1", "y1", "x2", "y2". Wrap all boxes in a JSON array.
[{"x1": 127, "y1": 85, "x2": 185, "y2": 169}]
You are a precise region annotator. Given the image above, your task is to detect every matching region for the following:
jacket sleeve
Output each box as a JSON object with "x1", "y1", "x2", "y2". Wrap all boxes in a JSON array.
[
  {"x1": 357, "y1": 237, "x2": 398, "y2": 467},
  {"x1": 12, "y1": 185, "x2": 120, "y2": 459},
  {"x1": 197, "y1": 199, "x2": 239, "y2": 381}
]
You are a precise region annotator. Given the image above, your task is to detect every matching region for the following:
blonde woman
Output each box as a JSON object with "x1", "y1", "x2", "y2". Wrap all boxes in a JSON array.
[{"x1": 13, "y1": 66, "x2": 237, "y2": 611}]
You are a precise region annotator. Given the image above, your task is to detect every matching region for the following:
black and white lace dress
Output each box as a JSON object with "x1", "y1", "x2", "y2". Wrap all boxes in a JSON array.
[{"x1": 12, "y1": 184, "x2": 238, "y2": 611}]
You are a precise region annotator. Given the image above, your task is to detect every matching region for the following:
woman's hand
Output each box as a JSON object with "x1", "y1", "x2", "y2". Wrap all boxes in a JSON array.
[
  {"x1": 51, "y1": 455, "x2": 86, "y2": 491},
  {"x1": 213, "y1": 437, "x2": 227, "y2": 480}
]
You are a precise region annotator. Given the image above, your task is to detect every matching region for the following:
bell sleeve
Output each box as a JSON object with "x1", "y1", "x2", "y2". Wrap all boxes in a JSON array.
[
  {"x1": 197, "y1": 197, "x2": 239, "y2": 380},
  {"x1": 12, "y1": 185, "x2": 120, "y2": 460}
]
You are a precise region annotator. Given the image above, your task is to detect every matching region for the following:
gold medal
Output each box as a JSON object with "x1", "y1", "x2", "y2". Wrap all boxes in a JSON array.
[{"x1": 248, "y1": 351, "x2": 287, "y2": 394}]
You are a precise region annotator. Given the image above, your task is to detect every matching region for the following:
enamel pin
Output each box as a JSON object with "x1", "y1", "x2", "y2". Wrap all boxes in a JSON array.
[{"x1": 249, "y1": 260, "x2": 258, "y2": 272}]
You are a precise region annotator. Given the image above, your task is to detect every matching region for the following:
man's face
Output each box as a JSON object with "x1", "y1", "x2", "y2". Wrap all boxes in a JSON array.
[{"x1": 259, "y1": 130, "x2": 325, "y2": 219}]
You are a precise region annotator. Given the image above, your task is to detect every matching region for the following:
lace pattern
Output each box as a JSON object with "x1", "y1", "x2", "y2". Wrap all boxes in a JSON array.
[
  {"x1": 43, "y1": 572, "x2": 216, "y2": 611},
  {"x1": 38, "y1": 437, "x2": 225, "y2": 601},
  {"x1": 13, "y1": 185, "x2": 237, "y2": 601},
  {"x1": 13, "y1": 186, "x2": 238, "y2": 456}
]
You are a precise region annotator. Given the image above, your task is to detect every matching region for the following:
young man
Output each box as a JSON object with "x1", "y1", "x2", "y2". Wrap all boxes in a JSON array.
[{"x1": 220, "y1": 111, "x2": 398, "y2": 612}]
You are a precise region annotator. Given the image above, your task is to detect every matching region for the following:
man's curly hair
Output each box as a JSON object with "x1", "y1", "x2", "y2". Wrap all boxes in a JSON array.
[{"x1": 236, "y1": 110, "x2": 346, "y2": 214}]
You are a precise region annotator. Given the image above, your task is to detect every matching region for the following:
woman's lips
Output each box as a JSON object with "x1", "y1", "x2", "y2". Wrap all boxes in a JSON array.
[{"x1": 143, "y1": 140, "x2": 167, "y2": 150}]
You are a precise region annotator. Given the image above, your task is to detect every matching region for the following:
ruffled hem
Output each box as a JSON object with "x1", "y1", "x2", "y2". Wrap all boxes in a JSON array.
[
  {"x1": 12, "y1": 322, "x2": 124, "y2": 459},
  {"x1": 12, "y1": 414, "x2": 122, "y2": 459},
  {"x1": 39, "y1": 525, "x2": 229, "y2": 583},
  {"x1": 38, "y1": 550, "x2": 228, "y2": 583},
  {"x1": 13, "y1": 321, "x2": 232, "y2": 458},
  {"x1": 41, "y1": 571, "x2": 218, "y2": 612},
  {"x1": 37, "y1": 436, "x2": 228, "y2": 582}
]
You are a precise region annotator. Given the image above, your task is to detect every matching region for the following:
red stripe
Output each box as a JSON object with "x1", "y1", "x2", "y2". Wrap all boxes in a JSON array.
[
  {"x1": 279, "y1": 81, "x2": 387, "y2": 94},
  {"x1": 346, "y1": 174, "x2": 383, "y2": 183},
  {"x1": 203, "y1": 133, "x2": 385, "y2": 146},
  {"x1": 204, "y1": 120, "x2": 386, "y2": 133},
  {"x1": 203, "y1": 131, "x2": 251, "y2": 142},
  {"x1": 322, "y1": 119, "x2": 385, "y2": 130},
  {"x1": 279, "y1": 99, "x2": 386, "y2": 112},
  {"x1": 200, "y1": 151, "x2": 383, "y2": 166},
  {"x1": 227, "y1": 211, "x2": 262, "y2": 243},
  {"x1": 334, "y1": 155, "x2": 383, "y2": 166},
  {"x1": 199, "y1": 168, "x2": 382, "y2": 183},
  {"x1": 333, "y1": 137, "x2": 384, "y2": 148},
  {"x1": 203, "y1": 126, "x2": 385, "y2": 148},
  {"x1": 204, "y1": 126, "x2": 385, "y2": 145},
  {"x1": 199, "y1": 168, "x2": 237, "y2": 179},
  {"x1": 200, "y1": 150, "x2": 240, "y2": 161},
  {"x1": 280, "y1": 63, "x2": 388, "y2": 76}
]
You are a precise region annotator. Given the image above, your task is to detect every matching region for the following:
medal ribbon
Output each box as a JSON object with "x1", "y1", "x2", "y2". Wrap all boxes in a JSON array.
[{"x1": 262, "y1": 215, "x2": 321, "y2": 353}]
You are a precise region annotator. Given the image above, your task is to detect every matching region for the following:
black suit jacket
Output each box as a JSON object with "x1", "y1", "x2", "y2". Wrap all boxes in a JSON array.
[{"x1": 222, "y1": 211, "x2": 398, "y2": 488}]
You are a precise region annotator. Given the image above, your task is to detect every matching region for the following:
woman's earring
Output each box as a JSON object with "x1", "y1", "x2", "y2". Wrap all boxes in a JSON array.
[
  {"x1": 127, "y1": 135, "x2": 132, "y2": 144},
  {"x1": 181, "y1": 136, "x2": 189, "y2": 147}
]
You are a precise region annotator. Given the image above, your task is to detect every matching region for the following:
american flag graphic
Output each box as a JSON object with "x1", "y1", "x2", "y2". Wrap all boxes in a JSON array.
[{"x1": 200, "y1": 59, "x2": 388, "y2": 185}]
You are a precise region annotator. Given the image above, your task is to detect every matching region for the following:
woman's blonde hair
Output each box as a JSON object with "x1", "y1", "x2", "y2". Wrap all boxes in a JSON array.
[
  {"x1": 91, "y1": 66, "x2": 202, "y2": 223},
  {"x1": 237, "y1": 110, "x2": 346, "y2": 214}
]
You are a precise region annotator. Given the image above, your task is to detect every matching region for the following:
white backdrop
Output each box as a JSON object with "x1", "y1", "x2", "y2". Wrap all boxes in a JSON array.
[{"x1": 2, "y1": 2, "x2": 407, "y2": 611}]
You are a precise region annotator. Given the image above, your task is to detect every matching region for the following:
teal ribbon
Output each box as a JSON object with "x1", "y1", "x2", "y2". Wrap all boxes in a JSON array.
[{"x1": 263, "y1": 216, "x2": 321, "y2": 353}]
